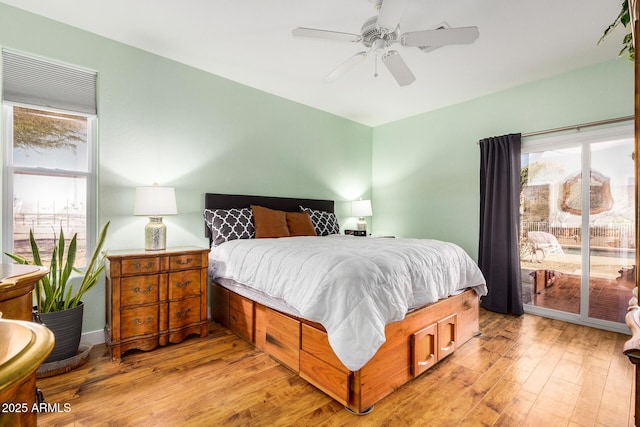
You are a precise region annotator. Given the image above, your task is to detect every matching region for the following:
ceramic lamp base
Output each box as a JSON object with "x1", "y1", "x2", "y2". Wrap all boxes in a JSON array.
[{"x1": 145, "y1": 217, "x2": 166, "y2": 250}]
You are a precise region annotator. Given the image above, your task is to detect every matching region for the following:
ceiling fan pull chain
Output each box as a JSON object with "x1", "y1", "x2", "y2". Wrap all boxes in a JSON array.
[{"x1": 374, "y1": 52, "x2": 379, "y2": 78}]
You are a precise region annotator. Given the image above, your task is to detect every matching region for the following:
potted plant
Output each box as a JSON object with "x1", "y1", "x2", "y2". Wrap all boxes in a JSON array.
[
  {"x1": 600, "y1": 0, "x2": 634, "y2": 60},
  {"x1": 5, "y1": 222, "x2": 109, "y2": 363}
]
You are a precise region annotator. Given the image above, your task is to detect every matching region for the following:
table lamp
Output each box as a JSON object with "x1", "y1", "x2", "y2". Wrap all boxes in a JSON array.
[
  {"x1": 134, "y1": 184, "x2": 177, "y2": 250},
  {"x1": 351, "y1": 199, "x2": 373, "y2": 231}
]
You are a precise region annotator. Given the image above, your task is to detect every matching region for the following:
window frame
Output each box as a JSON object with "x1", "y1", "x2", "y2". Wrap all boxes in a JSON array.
[
  {"x1": 2, "y1": 101, "x2": 98, "y2": 266},
  {"x1": 520, "y1": 123, "x2": 634, "y2": 334}
]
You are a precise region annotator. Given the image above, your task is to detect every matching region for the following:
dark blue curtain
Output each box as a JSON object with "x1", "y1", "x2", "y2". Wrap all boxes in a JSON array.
[{"x1": 478, "y1": 133, "x2": 523, "y2": 315}]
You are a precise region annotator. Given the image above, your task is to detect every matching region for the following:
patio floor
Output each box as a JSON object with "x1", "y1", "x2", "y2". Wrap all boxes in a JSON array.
[{"x1": 520, "y1": 251, "x2": 635, "y2": 324}]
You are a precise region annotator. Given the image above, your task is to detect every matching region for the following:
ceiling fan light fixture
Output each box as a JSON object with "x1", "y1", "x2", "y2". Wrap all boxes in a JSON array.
[
  {"x1": 292, "y1": 0, "x2": 479, "y2": 86},
  {"x1": 361, "y1": 16, "x2": 399, "y2": 47},
  {"x1": 372, "y1": 38, "x2": 387, "y2": 53}
]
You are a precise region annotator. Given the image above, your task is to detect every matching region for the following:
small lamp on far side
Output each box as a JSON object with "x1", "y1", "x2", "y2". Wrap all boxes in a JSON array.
[
  {"x1": 351, "y1": 199, "x2": 372, "y2": 231},
  {"x1": 134, "y1": 184, "x2": 177, "y2": 251}
]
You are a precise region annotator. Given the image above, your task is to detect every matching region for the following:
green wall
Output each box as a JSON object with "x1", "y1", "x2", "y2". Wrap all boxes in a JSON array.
[
  {"x1": 0, "y1": 3, "x2": 634, "y2": 338},
  {"x1": 0, "y1": 4, "x2": 372, "y2": 334},
  {"x1": 372, "y1": 59, "x2": 633, "y2": 258}
]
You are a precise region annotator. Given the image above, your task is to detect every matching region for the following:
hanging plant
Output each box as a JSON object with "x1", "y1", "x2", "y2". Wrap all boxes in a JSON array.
[{"x1": 600, "y1": 0, "x2": 634, "y2": 61}]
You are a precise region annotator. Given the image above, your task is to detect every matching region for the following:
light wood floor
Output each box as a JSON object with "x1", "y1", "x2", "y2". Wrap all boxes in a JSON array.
[{"x1": 36, "y1": 309, "x2": 635, "y2": 426}]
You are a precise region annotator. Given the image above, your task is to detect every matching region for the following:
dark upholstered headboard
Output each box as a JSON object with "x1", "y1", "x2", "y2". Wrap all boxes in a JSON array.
[{"x1": 204, "y1": 193, "x2": 334, "y2": 244}]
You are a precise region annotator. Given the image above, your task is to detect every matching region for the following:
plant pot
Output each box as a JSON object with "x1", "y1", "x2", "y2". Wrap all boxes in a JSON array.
[{"x1": 37, "y1": 301, "x2": 84, "y2": 363}]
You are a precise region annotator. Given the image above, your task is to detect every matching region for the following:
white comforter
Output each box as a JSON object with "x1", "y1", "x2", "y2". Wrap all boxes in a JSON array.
[{"x1": 210, "y1": 235, "x2": 487, "y2": 371}]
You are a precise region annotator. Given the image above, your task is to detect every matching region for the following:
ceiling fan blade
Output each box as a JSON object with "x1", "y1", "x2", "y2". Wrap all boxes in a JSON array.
[
  {"x1": 382, "y1": 50, "x2": 415, "y2": 86},
  {"x1": 292, "y1": 27, "x2": 362, "y2": 43},
  {"x1": 323, "y1": 51, "x2": 368, "y2": 83},
  {"x1": 403, "y1": 26, "x2": 480, "y2": 47},
  {"x1": 377, "y1": 0, "x2": 409, "y2": 31}
]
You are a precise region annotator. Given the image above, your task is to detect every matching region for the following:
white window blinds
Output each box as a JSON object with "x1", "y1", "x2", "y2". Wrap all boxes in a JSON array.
[{"x1": 2, "y1": 49, "x2": 96, "y2": 114}]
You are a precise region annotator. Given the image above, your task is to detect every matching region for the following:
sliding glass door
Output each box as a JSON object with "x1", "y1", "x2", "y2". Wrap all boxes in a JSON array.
[{"x1": 520, "y1": 126, "x2": 634, "y2": 332}]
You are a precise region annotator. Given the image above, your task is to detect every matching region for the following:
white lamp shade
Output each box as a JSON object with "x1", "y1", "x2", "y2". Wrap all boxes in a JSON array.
[
  {"x1": 352, "y1": 199, "x2": 373, "y2": 217},
  {"x1": 134, "y1": 186, "x2": 177, "y2": 216}
]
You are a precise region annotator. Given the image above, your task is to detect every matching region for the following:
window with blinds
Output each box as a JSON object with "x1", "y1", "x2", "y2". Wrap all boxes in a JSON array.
[{"x1": 2, "y1": 50, "x2": 98, "y2": 266}]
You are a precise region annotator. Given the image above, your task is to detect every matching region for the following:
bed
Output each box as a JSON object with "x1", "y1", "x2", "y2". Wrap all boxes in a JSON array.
[{"x1": 205, "y1": 193, "x2": 487, "y2": 414}]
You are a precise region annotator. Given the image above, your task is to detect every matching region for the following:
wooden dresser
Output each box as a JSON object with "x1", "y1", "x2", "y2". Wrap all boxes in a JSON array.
[{"x1": 105, "y1": 247, "x2": 209, "y2": 361}]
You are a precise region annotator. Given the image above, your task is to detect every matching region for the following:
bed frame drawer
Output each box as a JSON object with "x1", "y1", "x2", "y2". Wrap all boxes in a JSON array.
[
  {"x1": 301, "y1": 323, "x2": 346, "y2": 371},
  {"x1": 300, "y1": 350, "x2": 350, "y2": 406},
  {"x1": 255, "y1": 304, "x2": 300, "y2": 372},
  {"x1": 437, "y1": 313, "x2": 457, "y2": 360},
  {"x1": 411, "y1": 323, "x2": 438, "y2": 377},
  {"x1": 410, "y1": 314, "x2": 458, "y2": 377},
  {"x1": 229, "y1": 292, "x2": 254, "y2": 343}
]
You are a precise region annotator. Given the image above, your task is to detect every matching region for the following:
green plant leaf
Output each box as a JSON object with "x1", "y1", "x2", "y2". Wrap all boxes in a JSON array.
[
  {"x1": 600, "y1": 0, "x2": 634, "y2": 61},
  {"x1": 5, "y1": 222, "x2": 110, "y2": 314},
  {"x1": 69, "y1": 222, "x2": 110, "y2": 307},
  {"x1": 4, "y1": 253, "x2": 29, "y2": 264}
]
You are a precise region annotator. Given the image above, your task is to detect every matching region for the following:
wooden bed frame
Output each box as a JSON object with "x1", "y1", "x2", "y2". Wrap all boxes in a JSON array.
[{"x1": 205, "y1": 193, "x2": 481, "y2": 414}]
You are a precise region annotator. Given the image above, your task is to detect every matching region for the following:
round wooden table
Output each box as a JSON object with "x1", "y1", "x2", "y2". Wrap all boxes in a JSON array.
[{"x1": 0, "y1": 264, "x2": 49, "y2": 321}]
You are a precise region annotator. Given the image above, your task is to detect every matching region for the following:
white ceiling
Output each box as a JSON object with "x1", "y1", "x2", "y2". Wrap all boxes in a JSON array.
[{"x1": 0, "y1": 0, "x2": 628, "y2": 126}]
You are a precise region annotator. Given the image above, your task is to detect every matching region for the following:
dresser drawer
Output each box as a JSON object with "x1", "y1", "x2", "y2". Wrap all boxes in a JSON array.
[
  {"x1": 168, "y1": 270, "x2": 201, "y2": 299},
  {"x1": 120, "y1": 305, "x2": 159, "y2": 339},
  {"x1": 170, "y1": 253, "x2": 202, "y2": 271},
  {"x1": 121, "y1": 276, "x2": 159, "y2": 306},
  {"x1": 169, "y1": 297, "x2": 201, "y2": 329},
  {"x1": 121, "y1": 257, "x2": 160, "y2": 275}
]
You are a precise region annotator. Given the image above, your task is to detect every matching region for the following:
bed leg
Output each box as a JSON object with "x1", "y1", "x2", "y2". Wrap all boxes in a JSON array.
[{"x1": 345, "y1": 405, "x2": 374, "y2": 415}]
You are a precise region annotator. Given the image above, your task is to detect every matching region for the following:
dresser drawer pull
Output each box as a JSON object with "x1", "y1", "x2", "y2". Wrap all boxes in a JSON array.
[
  {"x1": 135, "y1": 261, "x2": 155, "y2": 270},
  {"x1": 133, "y1": 316, "x2": 153, "y2": 325},
  {"x1": 175, "y1": 308, "x2": 192, "y2": 318},
  {"x1": 133, "y1": 286, "x2": 154, "y2": 294},
  {"x1": 175, "y1": 280, "x2": 192, "y2": 289},
  {"x1": 176, "y1": 258, "x2": 193, "y2": 265}
]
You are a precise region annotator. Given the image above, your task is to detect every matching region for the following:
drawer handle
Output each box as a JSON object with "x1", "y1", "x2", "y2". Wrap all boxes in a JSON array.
[
  {"x1": 134, "y1": 316, "x2": 153, "y2": 325},
  {"x1": 135, "y1": 261, "x2": 155, "y2": 270},
  {"x1": 417, "y1": 354, "x2": 435, "y2": 366},
  {"x1": 176, "y1": 308, "x2": 192, "y2": 318},
  {"x1": 176, "y1": 258, "x2": 193, "y2": 265},
  {"x1": 133, "y1": 286, "x2": 154, "y2": 294},
  {"x1": 175, "y1": 280, "x2": 192, "y2": 289},
  {"x1": 441, "y1": 341, "x2": 455, "y2": 352}
]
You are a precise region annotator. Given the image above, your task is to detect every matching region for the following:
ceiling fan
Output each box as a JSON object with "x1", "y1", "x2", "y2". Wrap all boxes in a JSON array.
[{"x1": 292, "y1": 0, "x2": 479, "y2": 86}]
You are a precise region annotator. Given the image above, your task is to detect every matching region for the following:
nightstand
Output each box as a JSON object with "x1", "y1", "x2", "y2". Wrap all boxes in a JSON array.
[{"x1": 104, "y1": 246, "x2": 209, "y2": 361}]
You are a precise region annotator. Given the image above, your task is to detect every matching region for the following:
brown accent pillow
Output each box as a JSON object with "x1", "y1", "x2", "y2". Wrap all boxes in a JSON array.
[
  {"x1": 251, "y1": 205, "x2": 290, "y2": 238},
  {"x1": 286, "y1": 211, "x2": 317, "y2": 237}
]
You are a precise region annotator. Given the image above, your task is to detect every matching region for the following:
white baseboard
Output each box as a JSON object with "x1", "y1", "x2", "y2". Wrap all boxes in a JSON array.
[{"x1": 82, "y1": 329, "x2": 106, "y2": 345}]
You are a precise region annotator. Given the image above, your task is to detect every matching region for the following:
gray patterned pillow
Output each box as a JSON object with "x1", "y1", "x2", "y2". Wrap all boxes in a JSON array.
[
  {"x1": 300, "y1": 206, "x2": 340, "y2": 236},
  {"x1": 204, "y1": 208, "x2": 255, "y2": 246}
]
